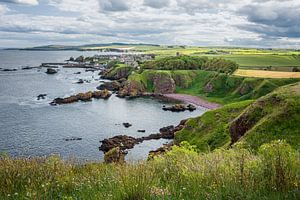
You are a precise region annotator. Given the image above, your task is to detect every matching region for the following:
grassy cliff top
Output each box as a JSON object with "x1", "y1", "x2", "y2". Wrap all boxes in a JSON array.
[{"x1": 176, "y1": 81, "x2": 300, "y2": 152}]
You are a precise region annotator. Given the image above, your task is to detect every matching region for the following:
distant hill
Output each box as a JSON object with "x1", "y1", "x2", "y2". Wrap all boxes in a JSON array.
[{"x1": 5, "y1": 43, "x2": 160, "y2": 51}]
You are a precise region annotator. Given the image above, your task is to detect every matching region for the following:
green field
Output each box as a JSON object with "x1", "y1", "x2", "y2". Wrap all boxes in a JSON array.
[
  {"x1": 131, "y1": 45, "x2": 300, "y2": 68},
  {"x1": 22, "y1": 44, "x2": 300, "y2": 69}
]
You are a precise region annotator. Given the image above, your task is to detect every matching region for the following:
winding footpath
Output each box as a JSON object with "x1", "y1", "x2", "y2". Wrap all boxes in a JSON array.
[{"x1": 162, "y1": 93, "x2": 222, "y2": 110}]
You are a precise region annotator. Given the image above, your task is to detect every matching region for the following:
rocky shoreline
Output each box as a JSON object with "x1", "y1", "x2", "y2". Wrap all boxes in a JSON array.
[
  {"x1": 162, "y1": 94, "x2": 221, "y2": 110},
  {"x1": 50, "y1": 90, "x2": 111, "y2": 105},
  {"x1": 34, "y1": 54, "x2": 218, "y2": 162},
  {"x1": 99, "y1": 120, "x2": 187, "y2": 162}
]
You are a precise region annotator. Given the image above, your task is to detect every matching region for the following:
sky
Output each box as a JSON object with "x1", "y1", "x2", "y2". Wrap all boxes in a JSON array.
[{"x1": 0, "y1": 0, "x2": 299, "y2": 48}]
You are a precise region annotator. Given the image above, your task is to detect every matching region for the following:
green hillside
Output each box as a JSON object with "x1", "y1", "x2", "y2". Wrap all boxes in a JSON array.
[
  {"x1": 175, "y1": 82, "x2": 300, "y2": 151},
  {"x1": 125, "y1": 69, "x2": 300, "y2": 104}
]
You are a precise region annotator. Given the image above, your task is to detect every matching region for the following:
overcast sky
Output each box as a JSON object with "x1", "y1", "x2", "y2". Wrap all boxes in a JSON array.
[{"x1": 0, "y1": 0, "x2": 299, "y2": 48}]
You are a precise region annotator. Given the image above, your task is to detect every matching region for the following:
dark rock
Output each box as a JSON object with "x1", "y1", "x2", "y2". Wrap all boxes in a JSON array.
[
  {"x1": 2, "y1": 68, "x2": 17, "y2": 71},
  {"x1": 137, "y1": 130, "x2": 146, "y2": 133},
  {"x1": 37, "y1": 94, "x2": 47, "y2": 100},
  {"x1": 99, "y1": 120, "x2": 188, "y2": 155},
  {"x1": 162, "y1": 104, "x2": 196, "y2": 112},
  {"x1": 76, "y1": 79, "x2": 84, "y2": 84},
  {"x1": 92, "y1": 89, "x2": 112, "y2": 99},
  {"x1": 50, "y1": 90, "x2": 111, "y2": 105},
  {"x1": 65, "y1": 137, "x2": 82, "y2": 141},
  {"x1": 22, "y1": 66, "x2": 34, "y2": 70},
  {"x1": 187, "y1": 104, "x2": 197, "y2": 111},
  {"x1": 46, "y1": 68, "x2": 57, "y2": 74},
  {"x1": 148, "y1": 142, "x2": 173, "y2": 159},
  {"x1": 85, "y1": 68, "x2": 96, "y2": 72},
  {"x1": 123, "y1": 123, "x2": 132, "y2": 128},
  {"x1": 97, "y1": 81, "x2": 121, "y2": 91},
  {"x1": 74, "y1": 72, "x2": 81, "y2": 74},
  {"x1": 100, "y1": 135, "x2": 138, "y2": 152}
]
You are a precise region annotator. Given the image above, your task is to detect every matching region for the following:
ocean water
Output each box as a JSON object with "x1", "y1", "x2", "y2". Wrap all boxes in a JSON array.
[{"x1": 0, "y1": 50, "x2": 207, "y2": 161}]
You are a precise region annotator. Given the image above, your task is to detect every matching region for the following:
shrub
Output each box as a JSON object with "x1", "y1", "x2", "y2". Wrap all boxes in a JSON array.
[{"x1": 203, "y1": 58, "x2": 239, "y2": 74}]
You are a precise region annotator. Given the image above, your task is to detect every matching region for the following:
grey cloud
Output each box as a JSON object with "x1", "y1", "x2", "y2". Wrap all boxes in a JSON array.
[
  {"x1": 239, "y1": 2, "x2": 300, "y2": 38},
  {"x1": 175, "y1": 0, "x2": 240, "y2": 15},
  {"x1": 99, "y1": 0, "x2": 129, "y2": 12},
  {"x1": 143, "y1": 0, "x2": 170, "y2": 9},
  {"x1": 0, "y1": 0, "x2": 38, "y2": 5}
]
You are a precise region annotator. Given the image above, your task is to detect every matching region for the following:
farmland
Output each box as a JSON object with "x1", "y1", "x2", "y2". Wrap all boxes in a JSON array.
[{"x1": 234, "y1": 69, "x2": 300, "y2": 78}]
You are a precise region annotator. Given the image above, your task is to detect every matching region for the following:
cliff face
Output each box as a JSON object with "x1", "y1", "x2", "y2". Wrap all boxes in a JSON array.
[
  {"x1": 117, "y1": 79, "x2": 146, "y2": 98},
  {"x1": 151, "y1": 72, "x2": 176, "y2": 94},
  {"x1": 101, "y1": 66, "x2": 132, "y2": 80}
]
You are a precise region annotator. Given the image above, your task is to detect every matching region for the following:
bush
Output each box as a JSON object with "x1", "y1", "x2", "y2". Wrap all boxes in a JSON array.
[
  {"x1": 203, "y1": 58, "x2": 239, "y2": 74},
  {"x1": 292, "y1": 67, "x2": 300, "y2": 72},
  {"x1": 142, "y1": 55, "x2": 208, "y2": 70}
]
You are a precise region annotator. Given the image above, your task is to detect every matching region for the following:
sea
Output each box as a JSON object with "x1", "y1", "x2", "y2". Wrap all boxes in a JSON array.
[{"x1": 0, "y1": 50, "x2": 207, "y2": 161}]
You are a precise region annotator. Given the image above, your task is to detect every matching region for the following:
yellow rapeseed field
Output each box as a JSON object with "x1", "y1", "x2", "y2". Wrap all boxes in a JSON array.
[{"x1": 234, "y1": 69, "x2": 300, "y2": 78}]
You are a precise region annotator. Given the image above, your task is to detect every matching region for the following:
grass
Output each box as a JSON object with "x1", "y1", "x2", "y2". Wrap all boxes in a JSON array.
[
  {"x1": 1, "y1": 140, "x2": 299, "y2": 200},
  {"x1": 234, "y1": 69, "x2": 300, "y2": 78},
  {"x1": 175, "y1": 100, "x2": 253, "y2": 152},
  {"x1": 176, "y1": 81, "x2": 300, "y2": 153},
  {"x1": 139, "y1": 46, "x2": 300, "y2": 68},
  {"x1": 234, "y1": 82, "x2": 300, "y2": 150},
  {"x1": 126, "y1": 69, "x2": 300, "y2": 104},
  {"x1": 216, "y1": 54, "x2": 300, "y2": 67},
  {"x1": 174, "y1": 70, "x2": 300, "y2": 104}
]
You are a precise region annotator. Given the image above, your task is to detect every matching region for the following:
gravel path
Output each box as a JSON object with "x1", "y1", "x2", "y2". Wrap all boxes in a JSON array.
[{"x1": 162, "y1": 94, "x2": 222, "y2": 110}]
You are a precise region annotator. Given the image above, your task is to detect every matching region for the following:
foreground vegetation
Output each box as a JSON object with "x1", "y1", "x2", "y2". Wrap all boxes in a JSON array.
[{"x1": 1, "y1": 140, "x2": 299, "y2": 200}]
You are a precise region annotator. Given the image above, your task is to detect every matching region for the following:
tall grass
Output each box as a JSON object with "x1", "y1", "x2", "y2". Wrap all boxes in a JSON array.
[{"x1": 0, "y1": 140, "x2": 299, "y2": 199}]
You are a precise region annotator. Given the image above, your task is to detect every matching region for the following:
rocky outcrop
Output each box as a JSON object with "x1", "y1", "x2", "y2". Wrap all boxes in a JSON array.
[
  {"x1": 93, "y1": 89, "x2": 112, "y2": 99},
  {"x1": 97, "y1": 81, "x2": 122, "y2": 91},
  {"x1": 2, "y1": 68, "x2": 17, "y2": 71},
  {"x1": 99, "y1": 119, "x2": 187, "y2": 154},
  {"x1": 76, "y1": 79, "x2": 84, "y2": 84},
  {"x1": 162, "y1": 104, "x2": 196, "y2": 112},
  {"x1": 37, "y1": 94, "x2": 47, "y2": 100},
  {"x1": 123, "y1": 123, "x2": 132, "y2": 128},
  {"x1": 50, "y1": 90, "x2": 111, "y2": 105},
  {"x1": 100, "y1": 67, "x2": 132, "y2": 80},
  {"x1": 22, "y1": 66, "x2": 40, "y2": 70},
  {"x1": 46, "y1": 68, "x2": 57, "y2": 74},
  {"x1": 100, "y1": 135, "x2": 138, "y2": 152},
  {"x1": 148, "y1": 142, "x2": 173, "y2": 159},
  {"x1": 229, "y1": 100, "x2": 266, "y2": 145},
  {"x1": 152, "y1": 73, "x2": 176, "y2": 93},
  {"x1": 117, "y1": 80, "x2": 146, "y2": 98},
  {"x1": 64, "y1": 137, "x2": 82, "y2": 141}
]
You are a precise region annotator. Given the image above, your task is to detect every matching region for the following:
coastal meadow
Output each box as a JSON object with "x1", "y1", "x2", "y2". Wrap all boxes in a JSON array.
[{"x1": 1, "y1": 140, "x2": 299, "y2": 200}]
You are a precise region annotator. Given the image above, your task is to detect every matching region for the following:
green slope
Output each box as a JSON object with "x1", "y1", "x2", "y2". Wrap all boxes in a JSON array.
[
  {"x1": 127, "y1": 69, "x2": 300, "y2": 104},
  {"x1": 176, "y1": 81, "x2": 300, "y2": 151}
]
